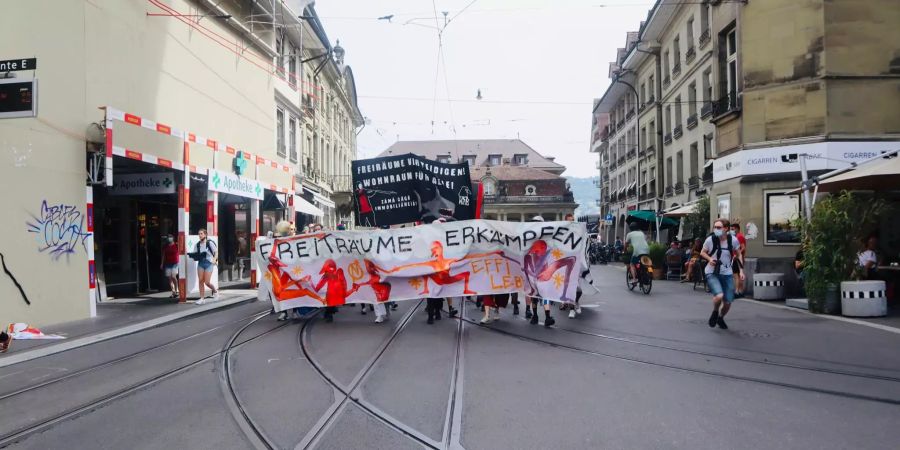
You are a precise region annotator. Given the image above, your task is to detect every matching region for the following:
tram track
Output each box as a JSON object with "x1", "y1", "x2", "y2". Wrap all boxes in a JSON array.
[
  {"x1": 0, "y1": 312, "x2": 288, "y2": 449},
  {"x1": 457, "y1": 312, "x2": 900, "y2": 406},
  {"x1": 296, "y1": 301, "x2": 441, "y2": 450}
]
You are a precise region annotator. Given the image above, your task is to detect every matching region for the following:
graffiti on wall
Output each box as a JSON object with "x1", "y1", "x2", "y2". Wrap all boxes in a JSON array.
[{"x1": 26, "y1": 201, "x2": 91, "y2": 259}]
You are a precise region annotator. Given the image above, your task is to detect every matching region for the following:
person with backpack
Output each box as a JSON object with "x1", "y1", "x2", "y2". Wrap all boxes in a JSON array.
[
  {"x1": 194, "y1": 228, "x2": 218, "y2": 305},
  {"x1": 700, "y1": 218, "x2": 744, "y2": 329}
]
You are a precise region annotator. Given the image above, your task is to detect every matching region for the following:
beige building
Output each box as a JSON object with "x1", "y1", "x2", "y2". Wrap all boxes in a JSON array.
[
  {"x1": 380, "y1": 139, "x2": 577, "y2": 221},
  {"x1": 592, "y1": 1, "x2": 718, "y2": 241},
  {"x1": 708, "y1": 0, "x2": 900, "y2": 260},
  {"x1": 0, "y1": 0, "x2": 360, "y2": 326}
]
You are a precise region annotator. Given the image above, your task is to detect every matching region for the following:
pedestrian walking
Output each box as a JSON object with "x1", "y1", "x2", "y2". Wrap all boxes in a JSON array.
[
  {"x1": 730, "y1": 222, "x2": 747, "y2": 297},
  {"x1": 700, "y1": 218, "x2": 744, "y2": 330},
  {"x1": 426, "y1": 297, "x2": 443, "y2": 324},
  {"x1": 160, "y1": 234, "x2": 180, "y2": 298},
  {"x1": 193, "y1": 228, "x2": 218, "y2": 304}
]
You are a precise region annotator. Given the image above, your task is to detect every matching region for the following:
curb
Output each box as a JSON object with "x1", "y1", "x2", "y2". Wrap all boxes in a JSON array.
[
  {"x1": 738, "y1": 297, "x2": 900, "y2": 335},
  {"x1": 0, "y1": 295, "x2": 258, "y2": 369}
]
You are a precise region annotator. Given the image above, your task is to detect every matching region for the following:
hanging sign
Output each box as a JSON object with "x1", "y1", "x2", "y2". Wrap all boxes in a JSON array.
[
  {"x1": 351, "y1": 153, "x2": 475, "y2": 227},
  {"x1": 208, "y1": 168, "x2": 264, "y2": 200},
  {"x1": 108, "y1": 172, "x2": 175, "y2": 195},
  {"x1": 0, "y1": 58, "x2": 36, "y2": 72}
]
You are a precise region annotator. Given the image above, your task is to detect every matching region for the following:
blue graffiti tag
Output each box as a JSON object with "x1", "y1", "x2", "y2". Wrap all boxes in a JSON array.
[{"x1": 26, "y1": 201, "x2": 91, "y2": 259}]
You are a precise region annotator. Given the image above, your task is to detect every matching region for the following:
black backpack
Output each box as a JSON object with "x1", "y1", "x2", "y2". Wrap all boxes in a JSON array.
[{"x1": 708, "y1": 233, "x2": 734, "y2": 275}]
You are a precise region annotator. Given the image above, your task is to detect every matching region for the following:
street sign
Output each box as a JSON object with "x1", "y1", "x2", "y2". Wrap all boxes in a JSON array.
[
  {"x1": 0, "y1": 58, "x2": 36, "y2": 72},
  {"x1": 0, "y1": 78, "x2": 37, "y2": 119},
  {"x1": 605, "y1": 214, "x2": 613, "y2": 221}
]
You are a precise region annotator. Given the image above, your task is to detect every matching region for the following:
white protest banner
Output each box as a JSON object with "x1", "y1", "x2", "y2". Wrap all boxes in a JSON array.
[{"x1": 255, "y1": 220, "x2": 588, "y2": 312}]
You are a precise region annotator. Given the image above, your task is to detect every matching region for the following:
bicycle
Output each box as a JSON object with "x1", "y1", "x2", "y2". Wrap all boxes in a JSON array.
[{"x1": 625, "y1": 255, "x2": 653, "y2": 294}]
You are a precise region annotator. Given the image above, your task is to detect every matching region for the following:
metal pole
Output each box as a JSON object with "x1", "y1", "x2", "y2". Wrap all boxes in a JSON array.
[{"x1": 798, "y1": 154, "x2": 813, "y2": 221}]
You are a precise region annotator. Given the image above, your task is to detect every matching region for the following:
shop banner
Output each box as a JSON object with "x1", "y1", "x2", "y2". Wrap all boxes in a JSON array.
[
  {"x1": 108, "y1": 172, "x2": 175, "y2": 195},
  {"x1": 208, "y1": 168, "x2": 264, "y2": 200},
  {"x1": 256, "y1": 220, "x2": 588, "y2": 311},
  {"x1": 352, "y1": 153, "x2": 475, "y2": 227}
]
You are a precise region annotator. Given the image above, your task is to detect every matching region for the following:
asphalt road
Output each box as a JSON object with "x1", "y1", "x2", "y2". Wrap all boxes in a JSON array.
[{"x1": 2, "y1": 264, "x2": 899, "y2": 449}]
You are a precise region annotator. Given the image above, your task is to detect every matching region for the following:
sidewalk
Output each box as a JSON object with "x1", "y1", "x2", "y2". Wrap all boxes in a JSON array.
[{"x1": 0, "y1": 287, "x2": 260, "y2": 368}]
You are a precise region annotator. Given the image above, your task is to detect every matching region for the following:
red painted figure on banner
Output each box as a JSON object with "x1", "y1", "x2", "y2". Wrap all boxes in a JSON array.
[
  {"x1": 265, "y1": 250, "x2": 324, "y2": 303},
  {"x1": 521, "y1": 240, "x2": 577, "y2": 301},
  {"x1": 349, "y1": 259, "x2": 392, "y2": 302},
  {"x1": 385, "y1": 241, "x2": 502, "y2": 295},
  {"x1": 314, "y1": 259, "x2": 350, "y2": 307},
  {"x1": 355, "y1": 188, "x2": 396, "y2": 228}
]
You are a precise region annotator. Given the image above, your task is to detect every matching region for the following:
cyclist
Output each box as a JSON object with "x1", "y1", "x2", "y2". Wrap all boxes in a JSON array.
[{"x1": 624, "y1": 222, "x2": 650, "y2": 288}]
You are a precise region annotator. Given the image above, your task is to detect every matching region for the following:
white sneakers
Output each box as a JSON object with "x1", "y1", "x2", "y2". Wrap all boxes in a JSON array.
[
  {"x1": 374, "y1": 315, "x2": 386, "y2": 323},
  {"x1": 568, "y1": 309, "x2": 576, "y2": 319}
]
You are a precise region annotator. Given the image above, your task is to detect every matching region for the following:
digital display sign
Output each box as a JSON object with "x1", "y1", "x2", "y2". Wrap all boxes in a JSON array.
[{"x1": 0, "y1": 79, "x2": 37, "y2": 119}]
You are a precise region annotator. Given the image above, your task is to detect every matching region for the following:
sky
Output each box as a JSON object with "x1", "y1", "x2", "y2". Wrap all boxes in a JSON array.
[{"x1": 315, "y1": 0, "x2": 653, "y2": 178}]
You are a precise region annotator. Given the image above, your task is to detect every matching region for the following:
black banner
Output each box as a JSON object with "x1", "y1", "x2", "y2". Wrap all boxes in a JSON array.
[{"x1": 352, "y1": 153, "x2": 475, "y2": 227}]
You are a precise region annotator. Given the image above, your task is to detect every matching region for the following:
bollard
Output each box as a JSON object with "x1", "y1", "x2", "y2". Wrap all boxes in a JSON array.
[{"x1": 752, "y1": 273, "x2": 785, "y2": 301}]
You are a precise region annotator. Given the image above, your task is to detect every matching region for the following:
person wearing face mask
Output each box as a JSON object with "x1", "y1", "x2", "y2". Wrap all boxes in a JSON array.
[
  {"x1": 729, "y1": 223, "x2": 747, "y2": 298},
  {"x1": 700, "y1": 218, "x2": 743, "y2": 330},
  {"x1": 160, "y1": 234, "x2": 180, "y2": 298}
]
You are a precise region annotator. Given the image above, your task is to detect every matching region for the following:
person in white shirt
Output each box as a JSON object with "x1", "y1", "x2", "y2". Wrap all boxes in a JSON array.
[
  {"x1": 858, "y1": 235, "x2": 880, "y2": 279},
  {"x1": 700, "y1": 218, "x2": 743, "y2": 330}
]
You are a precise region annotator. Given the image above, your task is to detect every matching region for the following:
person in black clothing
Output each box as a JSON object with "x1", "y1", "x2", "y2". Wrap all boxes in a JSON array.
[{"x1": 795, "y1": 249, "x2": 806, "y2": 295}]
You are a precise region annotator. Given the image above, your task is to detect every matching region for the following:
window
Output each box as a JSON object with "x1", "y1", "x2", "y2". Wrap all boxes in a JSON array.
[
  {"x1": 689, "y1": 143, "x2": 699, "y2": 179},
  {"x1": 717, "y1": 193, "x2": 731, "y2": 220},
  {"x1": 688, "y1": 82, "x2": 697, "y2": 117},
  {"x1": 686, "y1": 17, "x2": 694, "y2": 46},
  {"x1": 525, "y1": 185, "x2": 537, "y2": 196},
  {"x1": 720, "y1": 25, "x2": 739, "y2": 105},
  {"x1": 483, "y1": 179, "x2": 496, "y2": 196},
  {"x1": 663, "y1": 50, "x2": 670, "y2": 76},
  {"x1": 640, "y1": 127, "x2": 647, "y2": 151},
  {"x1": 765, "y1": 191, "x2": 802, "y2": 244},
  {"x1": 648, "y1": 75, "x2": 655, "y2": 98},
  {"x1": 276, "y1": 35, "x2": 284, "y2": 72},
  {"x1": 666, "y1": 157, "x2": 673, "y2": 188},
  {"x1": 437, "y1": 155, "x2": 451, "y2": 164},
  {"x1": 462, "y1": 155, "x2": 475, "y2": 165},
  {"x1": 703, "y1": 133, "x2": 713, "y2": 159},
  {"x1": 289, "y1": 116, "x2": 297, "y2": 162},
  {"x1": 488, "y1": 154, "x2": 501, "y2": 166},
  {"x1": 649, "y1": 121, "x2": 655, "y2": 145},
  {"x1": 665, "y1": 106, "x2": 671, "y2": 132},
  {"x1": 276, "y1": 108, "x2": 285, "y2": 157},
  {"x1": 702, "y1": 69, "x2": 712, "y2": 103},
  {"x1": 674, "y1": 95, "x2": 682, "y2": 126},
  {"x1": 673, "y1": 36, "x2": 681, "y2": 67},
  {"x1": 640, "y1": 83, "x2": 646, "y2": 104},
  {"x1": 676, "y1": 151, "x2": 684, "y2": 184},
  {"x1": 701, "y1": 2, "x2": 710, "y2": 34},
  {"x1": 288, "y1": 44, "x2": 297, "y2": 85},
  {"x1": 514, "y1": 154, "x2": 528, "y2": 165}
]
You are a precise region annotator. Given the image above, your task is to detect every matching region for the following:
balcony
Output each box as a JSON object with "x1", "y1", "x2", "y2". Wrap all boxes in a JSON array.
[
  {"x1": 484, "y1": 194, "x2": 576, "y2": 204},
  {"x1": 673, "y1": 124, "x2": 683, "y2": 139},
  {"x1": 672, "y1": 62, "x2": 681, "y2": 77},
  {"x1": 609, "y1": 160, "x2": 618, "y2": 171},
  {"x1": 712, "y1": 91, "x2": 742, "y2": 121},
  {"x1": 617, "y1": 156, "x2": 626, "y2": 166},
  {"x1": 687, "y1": 114, "x2": 699, "y2": 129},
  {"x1": 617, "y1": 119, "x2": 626, "y2": 129},
  {"x1": 638, "y1": 103, "x2": 645, "y2": 113},
  {"x1": 702, "y1": 171, "x2": 714, "y2": 186},
  {"x1": 685, "y1": 46, "x2": 696, "y2": 63},
  {"x1": 700, "y1": 102, "x2": 714, "y2": 119},
  {"x1": 675, "y1": 182, "x2": 685, "y2": 195},
  {"x1": 627, "y1": 149, "x2": 637, "y2": 160},
  {"x1": 688, "y1": 176, "x2": 700, "y2": 189},
  {"x1": 665, "y1": 186, "x2": 674, "y2": 197},
  {"x1": 646, "y1": 94, "x2": 655, "y2": 105},
  {"x1": 663, "y1": 75, "x2": 671, "y2": 88},
  {"x1": 699, "y1": 29, "x2": 711, "y2": 48},
  {"x1": 664, "y1": 133, "x2": 673, "y2": 145},
  {"x1": 626, "y1": 109, "x2": 636, "y2": 120}
]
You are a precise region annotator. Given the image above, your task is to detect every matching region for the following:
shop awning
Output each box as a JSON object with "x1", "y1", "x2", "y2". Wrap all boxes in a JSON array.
[
  {"x1": 294, "y1": 195, "x2": 324, "y2": 217},
  {"x1": 626, "y1": 209, "x2": 679, "y2": 228},
  {"x1": 704, "y1": 159, "x2": 714, "y2": 169},
  {"x1": 663, "y1": 202, "x2": 699, "y2": 217},
  {"x1": 813, "y1": 155, "x2": 900, "y2": 193},
  {"x1": 305, "y1": 188, "x2": 336, "y2": 208}
]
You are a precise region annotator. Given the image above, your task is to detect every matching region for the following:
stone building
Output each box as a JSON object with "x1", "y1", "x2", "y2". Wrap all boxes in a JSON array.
[{"x1": 379, "y1": 139, "x2": 577, "y2": 221}]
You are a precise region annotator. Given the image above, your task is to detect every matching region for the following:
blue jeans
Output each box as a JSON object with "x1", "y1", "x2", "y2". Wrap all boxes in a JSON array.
[
  {"x1": 198, "y1": 259, "x2": 214, "y2": 272},
  {"x1": 706, "y1": 273, "x2": 735, "y2": 303}
]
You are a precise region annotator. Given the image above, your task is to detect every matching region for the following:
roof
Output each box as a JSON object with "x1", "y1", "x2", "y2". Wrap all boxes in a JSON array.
[
  {"x1": 378, "y1": 139, "x2": 565, "y2": 172},
  {"x1": 470, "y1": 166, "x2": 562, "y2": 181}
]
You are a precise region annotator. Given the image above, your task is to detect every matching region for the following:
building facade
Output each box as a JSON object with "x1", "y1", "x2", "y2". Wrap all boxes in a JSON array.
[
  {"x1": 592, "y1": 0, "x2": 900, "y2": 259},
  {"x1": 0, "y1": 0, "x2": 361, "y2": 326},
  {"x1": 380, "y1": 139, "x2": 577, "y2": 221}
]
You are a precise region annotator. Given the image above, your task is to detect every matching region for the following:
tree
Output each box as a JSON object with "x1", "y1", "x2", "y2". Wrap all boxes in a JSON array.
[{"x1": 681, "y1": 195, "x2": 710, "y2": 239}]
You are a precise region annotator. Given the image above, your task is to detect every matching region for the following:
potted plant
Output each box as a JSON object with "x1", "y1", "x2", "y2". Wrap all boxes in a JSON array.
[
  {"x1": 648, "y1": 241, "x2": 667, "y2": 279},
  {"x1": 802, "y1": 191, "x2": 887, "y2": 315}
]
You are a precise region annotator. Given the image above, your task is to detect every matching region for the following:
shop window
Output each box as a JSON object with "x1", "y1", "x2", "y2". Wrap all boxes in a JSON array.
[
  {"x1": 717, "y1": 193, "x2": 731, "y2": 220},
  {"x1": 765, "y1": 191, "x2": 801, "y2": 244}
]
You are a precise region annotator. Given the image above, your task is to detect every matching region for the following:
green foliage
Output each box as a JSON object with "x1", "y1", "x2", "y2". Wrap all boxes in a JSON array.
[
  {"x1": 802, "y1": 191, "x2": 888, "y2": 312},
  {"x1": 682, "y1": 195, "x2": 711, "y2": 239},
  {"x1": 648, "y1": 241, "x2": 667, "y2": 268}
]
